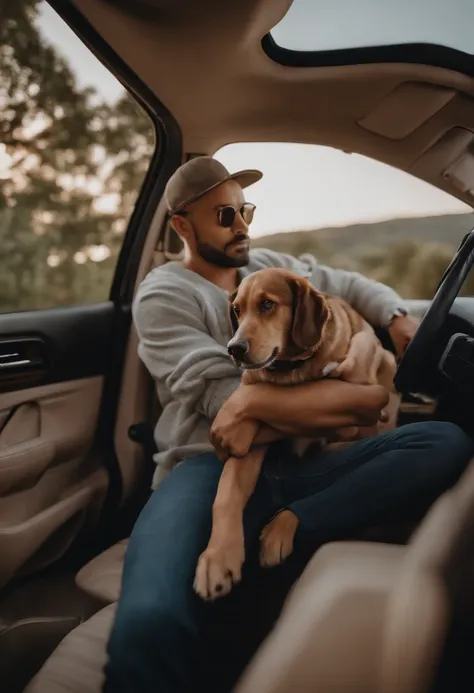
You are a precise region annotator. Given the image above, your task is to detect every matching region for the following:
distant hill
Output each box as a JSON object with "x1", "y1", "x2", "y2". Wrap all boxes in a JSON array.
[{"x1": 251, "y1": 212, "x2": 474, "y2": 258}]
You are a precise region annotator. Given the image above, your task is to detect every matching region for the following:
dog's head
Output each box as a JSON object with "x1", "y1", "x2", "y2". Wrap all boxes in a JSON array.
[{"x1": 227, "y1": 268, "x2": 329, "y2": 370}]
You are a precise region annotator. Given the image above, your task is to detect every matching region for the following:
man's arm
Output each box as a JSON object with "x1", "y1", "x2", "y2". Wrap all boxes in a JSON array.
[
  {"x1": 243, "y1": 380, "x2": 388, "y2": 431},
  {"x1": 210, "y1": 379, "x2": 389, "y2": 458},
  {"x1": 133, "y1": 277, "x2": 241, "y2": 420},
  {"x1": 303, "y1": 256, "x2": 409, "y2": 328},
  {"x1": 259, "y1": 249, "x2": 408, "y2": 328}
]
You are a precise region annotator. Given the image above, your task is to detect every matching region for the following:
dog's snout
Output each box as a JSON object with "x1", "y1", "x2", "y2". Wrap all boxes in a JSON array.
[{"x1": 227, "y1": 340, "x2": 249, "y2": 361}]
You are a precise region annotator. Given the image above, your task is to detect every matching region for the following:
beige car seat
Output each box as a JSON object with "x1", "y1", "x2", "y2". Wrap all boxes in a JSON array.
[
  {"x1": 25, "y1": 459, "x2": 474, "y2": 693},
  {"x1": 236, "y1": 461, "x2": 474, "y2": 693}
]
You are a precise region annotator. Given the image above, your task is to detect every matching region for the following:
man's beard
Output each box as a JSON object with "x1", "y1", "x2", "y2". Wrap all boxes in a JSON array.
[{"x1": 194, "y1": 228, "x2": 250, "y2": 268}]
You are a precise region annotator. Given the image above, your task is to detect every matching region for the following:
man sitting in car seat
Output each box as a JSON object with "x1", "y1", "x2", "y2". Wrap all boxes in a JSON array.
[{"x1": 103, "y1": 157, "x2": 474, "y2": 693}]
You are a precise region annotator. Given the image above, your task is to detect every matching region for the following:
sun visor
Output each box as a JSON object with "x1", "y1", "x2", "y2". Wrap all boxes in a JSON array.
[
  {"x1": 411, "y1": 127, "x2": 474, "y2": 200},
  {"x1": 358, "y1": 82, "x2": 456, "y2": 140},
  {"x1": 443, "y1": 141, "x2": 474, "y2": 196}
]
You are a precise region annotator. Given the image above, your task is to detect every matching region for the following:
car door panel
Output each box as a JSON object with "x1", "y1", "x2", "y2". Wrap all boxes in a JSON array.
[
  {"x1": 0, "y1": 303, "x2": 117, "y2": 589},
  {"x1": 0, "y1": 303, "x2": 117, "y2": 393}
]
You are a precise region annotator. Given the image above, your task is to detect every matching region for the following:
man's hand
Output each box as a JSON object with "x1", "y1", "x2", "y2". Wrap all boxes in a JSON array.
[
  {"x1": 329, "y1": 331, "x2": 382, "y2": 384},
  {"x1": 210, "y1": 388, "x2": 260, "y2": 460},
  {"x1": 388, "y1": 314, "x2": 419, "y2": 358}
]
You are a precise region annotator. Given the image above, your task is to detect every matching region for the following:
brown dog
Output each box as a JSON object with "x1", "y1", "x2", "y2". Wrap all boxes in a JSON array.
[{"x1": 194, "y1": 268, "x2": 397, "y2": 600}]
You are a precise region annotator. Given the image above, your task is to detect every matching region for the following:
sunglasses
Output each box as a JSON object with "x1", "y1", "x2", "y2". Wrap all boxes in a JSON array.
[
  {"x1": 216, "y1": 203, "x2": 256, "y2": 228},
  {"x1": 176, "y1": 203, "x2": 256, "y2": 228}
]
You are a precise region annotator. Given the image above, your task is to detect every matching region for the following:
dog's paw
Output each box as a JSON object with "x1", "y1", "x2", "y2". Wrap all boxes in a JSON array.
[
  {"x1": 259, "y1": 510, "x2": 299, "y2": 567},
  {"x1": 322, "y1": 361, "x2": 340, "y2": 378},
  {"x1": 193, "y1": 538, "x2": 245, "y2": 601}
]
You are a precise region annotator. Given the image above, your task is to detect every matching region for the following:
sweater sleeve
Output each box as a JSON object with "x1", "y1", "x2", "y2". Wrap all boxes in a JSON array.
[
  {"x1": 304, "y1": 256, "x2": 409, "y2": 327},
  {"x1": 132, "y1": 279, "x2": 241, "y2": 422},
  {"x1": 258, "y1": 249, "x2": 408, "y2": 328}
]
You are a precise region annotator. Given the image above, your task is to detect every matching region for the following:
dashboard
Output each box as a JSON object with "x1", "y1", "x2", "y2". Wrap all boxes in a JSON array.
[{"x1": 396, "y1": 297, "x2": 474, "y2": 433}]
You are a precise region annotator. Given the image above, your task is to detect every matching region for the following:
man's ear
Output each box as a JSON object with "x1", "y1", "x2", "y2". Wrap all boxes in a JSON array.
[
  {"x1": 229, "y1": 291, "x2": 239, "y2": 335},
  {"x1": 170, "y1": 213, "x2": 189, "y2": 241},
  {"x1": 288, "y1": 278, "x2": 329, "y2": 351}
]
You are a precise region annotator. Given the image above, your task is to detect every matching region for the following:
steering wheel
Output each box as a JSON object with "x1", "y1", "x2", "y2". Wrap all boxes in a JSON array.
[{"x1": 395, "y1": 229, "x2": 474, "y2": 394}]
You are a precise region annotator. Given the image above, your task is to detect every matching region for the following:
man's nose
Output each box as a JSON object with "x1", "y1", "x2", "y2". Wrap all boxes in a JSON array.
[
  {"x1": 232, "y1": 212, "x2": 248, "y2": 234},
  {"x1": 227, "y1": 339, "x2": 249, "y2": 361}
]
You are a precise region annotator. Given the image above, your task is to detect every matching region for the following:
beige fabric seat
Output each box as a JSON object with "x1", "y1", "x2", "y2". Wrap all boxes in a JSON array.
[
  {"x1": 236, "y1": 462, "x2": 474, "y2": 693},
  {"x1": 25, "y1": 604, "x2": 116, "y2": 693},
  {"x1": 24, "y1": 542, "x2": 126, "y2": 693},
  {"x1": 26, "y1": 460, "x2": 474, "y2": 693},
  {"x1": 25, "y1": 542, "x2": 407, "y2": 693},
  {"x1": 236, "y1": 543, "x2": 406, "y2": 693},
  {"x1": 75, "y1": 539, "x2": 128, "y2": 606}
]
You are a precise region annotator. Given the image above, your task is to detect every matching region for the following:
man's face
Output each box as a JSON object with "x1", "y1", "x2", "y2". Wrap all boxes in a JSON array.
[{"x1": 175, "y1": 180, "x2": 254, "y2": 268}]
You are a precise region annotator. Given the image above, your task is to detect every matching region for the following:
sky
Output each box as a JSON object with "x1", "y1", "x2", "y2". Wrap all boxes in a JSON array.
[
  {"x1": 272, "y1": 0, "x2": 474, "y2": 54},
  {"x1": 34, "y1": 0, "x2": 473, "y2": 238}
]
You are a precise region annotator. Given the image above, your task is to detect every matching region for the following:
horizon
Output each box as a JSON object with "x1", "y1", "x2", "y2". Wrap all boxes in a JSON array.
[{"x1": 249, "y1": 207, "x2": 474, "y2": 239}]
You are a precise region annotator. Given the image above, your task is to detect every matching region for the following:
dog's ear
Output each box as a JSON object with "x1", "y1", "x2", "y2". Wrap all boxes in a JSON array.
[
  {"x1": 289, "y1": 278, "x2": 329, "y2": 351},
  {"x1": 229, "y1": 291, "x2": 239, "y2": 335}
]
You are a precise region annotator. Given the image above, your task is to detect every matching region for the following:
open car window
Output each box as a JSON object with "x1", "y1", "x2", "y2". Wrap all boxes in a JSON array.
[
  {"x1": 1, "y1": 0, "x2": 156, "y2": 313},
  {"x1": 215, "y1": 142, "x2": 474, "y2": 300}
]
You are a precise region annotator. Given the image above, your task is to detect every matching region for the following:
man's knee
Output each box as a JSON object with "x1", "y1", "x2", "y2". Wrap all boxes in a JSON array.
[
  {"x1": 432, "y1": 422, "x2": 474, "y2": 471},
  {"x1": 409, "y1": 421, "x2": 473, "y2": 454},
  {"x1": 395, "y1": 420, "x2": 471, "y2": 450},
  {"x1": 433, "y1": 421, "x2": 473, "y2": 448},
  {"x1": 403, "y1": 421, "x2": 474, "y2": 488}
]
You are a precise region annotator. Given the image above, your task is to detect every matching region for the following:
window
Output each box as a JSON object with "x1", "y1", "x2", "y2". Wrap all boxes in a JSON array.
[
  {"x1": 271, "y1": 0, "x2": 474, "y2": 55},
  {"x1": 214, "y1": 142, "x2": 474, "y2": 299},
  {"x1": 0, "y1": 0, "x2": 156, "y2": 312}
]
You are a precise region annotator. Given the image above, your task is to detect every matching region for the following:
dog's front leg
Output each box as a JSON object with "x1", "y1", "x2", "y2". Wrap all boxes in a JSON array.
[{"x1": 194, "y1": 446, "x2": 267, "y2": 601}]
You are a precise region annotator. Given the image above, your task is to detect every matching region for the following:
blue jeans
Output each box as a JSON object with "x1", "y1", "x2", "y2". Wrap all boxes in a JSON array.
[{"x1": 103, "y1": 422, "x2": 473, "y2": 693}]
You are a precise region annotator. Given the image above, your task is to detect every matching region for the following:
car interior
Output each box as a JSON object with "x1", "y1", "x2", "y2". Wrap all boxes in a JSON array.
[{"x1": 2, "y1": 0, "x2": 474, "y2": 691}]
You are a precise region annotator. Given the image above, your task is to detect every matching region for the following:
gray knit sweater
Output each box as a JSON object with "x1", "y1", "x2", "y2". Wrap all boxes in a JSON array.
[{"x1": 132, "y1": 249, "x2": 408, "y2": 488}]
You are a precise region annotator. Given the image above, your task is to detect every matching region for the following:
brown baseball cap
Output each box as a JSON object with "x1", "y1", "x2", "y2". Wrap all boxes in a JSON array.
[{"x1": 164, "y1": 156, "x2": 263, "y2": 214}]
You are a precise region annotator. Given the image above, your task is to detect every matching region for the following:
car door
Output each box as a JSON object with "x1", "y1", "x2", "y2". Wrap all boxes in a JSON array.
[{"x1": 0, "y1": 0, "x2": 180, "y2": 592}]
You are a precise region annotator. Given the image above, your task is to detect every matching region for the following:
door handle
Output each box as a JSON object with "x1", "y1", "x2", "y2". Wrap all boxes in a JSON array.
[
  {"x1": 0, "y1": 352, "x2": 34, "y2": 370},
  {"x1": 0, "y1": 339, "x2": 47, "y2": 374}
]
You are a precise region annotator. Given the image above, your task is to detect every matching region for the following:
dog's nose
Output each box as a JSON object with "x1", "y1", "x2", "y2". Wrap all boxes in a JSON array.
[{"x1": 227, "y1": 340, "x2": 249, "y2": 361}]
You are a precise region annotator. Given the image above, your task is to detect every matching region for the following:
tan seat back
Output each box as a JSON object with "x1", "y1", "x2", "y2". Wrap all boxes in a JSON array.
[
  {"x1": 234, "y1": 544, "x2": 405, "y2": 693},
  {"x1": 236, "y1": 458, "x2": 474, "y2": 693},
  {"x1": 380, "y1": 459, "x2": 474, "y2": 693},
  {"x1": 24, "y1": 604, "x2": 116, "y2": 693}
]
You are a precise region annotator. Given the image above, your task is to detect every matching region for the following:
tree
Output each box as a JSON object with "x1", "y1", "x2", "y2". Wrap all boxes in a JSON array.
[{"x1": 0, "y1": 0, "x2": 155, "y2": 311}]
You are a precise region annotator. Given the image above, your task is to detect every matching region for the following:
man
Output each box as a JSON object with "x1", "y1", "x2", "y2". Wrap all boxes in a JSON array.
[{"x1": 104, "y1": 157, "x2": 473, "y2": 693}]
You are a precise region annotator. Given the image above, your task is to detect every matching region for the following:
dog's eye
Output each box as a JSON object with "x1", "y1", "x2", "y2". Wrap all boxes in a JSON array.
[
  {"x1": 233, "y1": 305, "x2": 241, "y2": 317},
  {"x1": 260, "y1": 299, "x2": 275, "y2": 313}
]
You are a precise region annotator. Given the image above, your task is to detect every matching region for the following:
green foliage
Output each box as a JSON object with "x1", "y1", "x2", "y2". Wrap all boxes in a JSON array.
[
  {"x1": 1, "y1": 0, "x2": 155, "y2": 312},
  {"x1": 254, "y1": 216, "x2": 474, "y2": 300}
]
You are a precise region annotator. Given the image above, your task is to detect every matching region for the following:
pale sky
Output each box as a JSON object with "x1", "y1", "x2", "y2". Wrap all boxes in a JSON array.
[
  {"x1": 35, "y1": 1, "x2": 472, "y2": 238},
  {"x1": 214, "y1": 143, "x2": 471, "y2": 237},
  {"x1": 273, "y1": 0, "x2": 474, "y2": 54}
]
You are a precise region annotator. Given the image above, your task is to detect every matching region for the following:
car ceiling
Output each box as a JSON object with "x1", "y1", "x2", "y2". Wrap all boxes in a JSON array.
[{"x1": 69, "y1": 0, "x2": 474, "y2": 206}]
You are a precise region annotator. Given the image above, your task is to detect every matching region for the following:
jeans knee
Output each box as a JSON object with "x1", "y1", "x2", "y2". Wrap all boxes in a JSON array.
[
  {"x1": 411, "y1": 422, "x2": 474, "y2": 490},
  {"x1": 401, "y1": 421, "x2": 473, "y2": 455},
  {"x1": 429, "y1": 422, "x2": 474, "y2": 458}
]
